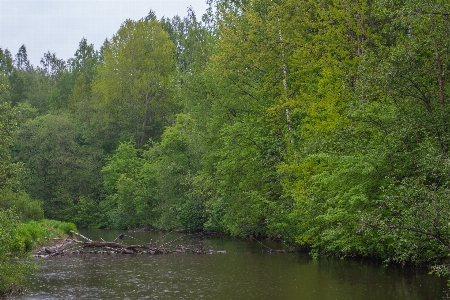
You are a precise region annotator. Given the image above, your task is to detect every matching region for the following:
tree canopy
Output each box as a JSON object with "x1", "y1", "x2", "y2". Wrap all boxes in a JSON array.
[{"x1": 1, "y1": 0, "x2": 450, "y2": 277}]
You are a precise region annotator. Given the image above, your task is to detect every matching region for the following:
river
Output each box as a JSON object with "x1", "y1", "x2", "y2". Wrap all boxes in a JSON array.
[{"x1": 16, "y1": 229, "x2": 448, "y2": 299}]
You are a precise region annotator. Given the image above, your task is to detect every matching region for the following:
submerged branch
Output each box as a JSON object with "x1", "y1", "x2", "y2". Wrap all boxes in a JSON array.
[
  {"x1": 249, "y1": 236, "x2": 289, "y2": 253},
  {"x1": 34, "y1": 231, "x2": 216, "y2": 257}
]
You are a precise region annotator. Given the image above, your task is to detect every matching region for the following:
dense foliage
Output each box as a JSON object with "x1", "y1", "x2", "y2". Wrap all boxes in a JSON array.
[
  {"x1": 0, "y1": 209, "x2": 31, "y2": 296},
  {"x1": 0, "y1": 53, "x2": 75, "y2": 295},
  {"x1": 0, "y1": 210, "x2": 75, "y2": 296},
  {"x1": 1, "y1": 1, "x2": 450, "y2": 288}
]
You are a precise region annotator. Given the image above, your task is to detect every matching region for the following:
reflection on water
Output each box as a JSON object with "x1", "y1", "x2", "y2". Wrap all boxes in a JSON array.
[{"x1": 16, "y1": 229, "x2": 448, "y2": 299}]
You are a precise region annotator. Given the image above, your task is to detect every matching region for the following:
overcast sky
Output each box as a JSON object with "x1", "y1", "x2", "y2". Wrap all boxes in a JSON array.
[{"x1": 0, "y1": 0, "x2": 209, "y2": 67}]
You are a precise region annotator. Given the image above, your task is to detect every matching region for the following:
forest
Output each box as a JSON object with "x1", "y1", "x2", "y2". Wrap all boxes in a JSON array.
[{"x1": 1, "y1": 0, "x2": 450, "y2": 293}]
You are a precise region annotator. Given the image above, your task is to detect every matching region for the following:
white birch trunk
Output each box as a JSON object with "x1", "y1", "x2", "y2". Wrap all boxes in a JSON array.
[{"x1": 278, "y1": 17, "x2": 294, "y2": 146}]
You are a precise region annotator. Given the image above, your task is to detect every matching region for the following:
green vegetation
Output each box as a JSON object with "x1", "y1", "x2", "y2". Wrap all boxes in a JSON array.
[
  {"x1": 0, "y1": 69, "x2": 76, "y2": 295},
  {"x1": 0, "y1": 209, "x2": 32, "y2": 297},
  {"x1": 0, "y1": 209, "x2": 75, "y2": 297},
  {"x1": 1, "y1": 0, "x2": 450, "y2": 293}
]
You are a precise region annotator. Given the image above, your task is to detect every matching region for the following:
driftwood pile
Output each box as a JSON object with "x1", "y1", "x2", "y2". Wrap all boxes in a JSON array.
[{"x1": 34, "y1": 230, "x2": 215, "y2": 258}]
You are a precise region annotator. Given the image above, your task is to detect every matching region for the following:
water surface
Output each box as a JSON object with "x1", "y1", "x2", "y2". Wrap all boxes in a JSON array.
[{"x1": 17, "y1": 229, "x2": 448, "y2": 299}]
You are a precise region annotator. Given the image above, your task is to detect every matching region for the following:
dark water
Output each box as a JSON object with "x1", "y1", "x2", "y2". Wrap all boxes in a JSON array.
[{"x1": 16, "y1": 229, "x2": 449, "y2": 299}]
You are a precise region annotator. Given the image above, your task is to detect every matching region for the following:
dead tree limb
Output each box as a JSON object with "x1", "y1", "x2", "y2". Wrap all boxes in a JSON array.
[{"x1": 34, "y1": 231, "x2": 215, "y2": 257}]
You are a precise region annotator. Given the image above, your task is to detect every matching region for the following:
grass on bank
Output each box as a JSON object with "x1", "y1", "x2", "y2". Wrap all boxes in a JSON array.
[{"x1": 0, "y1": 209, "x2": 76, "y2": 297}]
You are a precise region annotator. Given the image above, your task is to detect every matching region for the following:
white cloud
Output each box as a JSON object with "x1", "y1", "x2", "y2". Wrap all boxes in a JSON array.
[{"x1": 0, "y1": 0, "x2": 209, "y2": 66}]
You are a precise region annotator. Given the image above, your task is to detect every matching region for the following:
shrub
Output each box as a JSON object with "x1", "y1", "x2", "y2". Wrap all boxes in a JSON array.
[
  {"x1": 0, "y1": 189, "x2": 44, "y2": 221},
  {"x1": 0, "y1": 209, "x2": 35, "y2": 297}
]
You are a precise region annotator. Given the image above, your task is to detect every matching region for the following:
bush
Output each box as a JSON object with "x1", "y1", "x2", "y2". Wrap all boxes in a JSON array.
[
  {"x1": 0, "y1": 209, "x2": 35, "y2": 297},
  {"x1": 73, "y1": 196, "x2": 106, "y2": 228},
  {"x1": 0, "y1": 211, "x2": 77, "y2": 297},
  {"x1": 0, "y1": 189, "x2": 44, "y2": 221}
]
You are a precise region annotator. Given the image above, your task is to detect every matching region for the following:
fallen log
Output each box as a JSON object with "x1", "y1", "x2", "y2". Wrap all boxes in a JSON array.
[{"x1": 33, "y1": 231, "x2": 213, "y2": 257}]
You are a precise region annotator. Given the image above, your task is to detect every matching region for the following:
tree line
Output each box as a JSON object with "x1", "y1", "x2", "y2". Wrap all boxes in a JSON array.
[{"x1": 1, "y1": 0, "x2": 450, "y2": 274}]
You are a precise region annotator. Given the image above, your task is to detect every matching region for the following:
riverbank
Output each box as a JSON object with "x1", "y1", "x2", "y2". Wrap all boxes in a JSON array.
[
  {"x1": 8, "y1": 219, "x2": 76, "y2": 268},
  {"x1": 0, "y1": 218, "x2": 76, "y2": 297}
]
